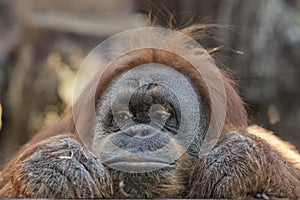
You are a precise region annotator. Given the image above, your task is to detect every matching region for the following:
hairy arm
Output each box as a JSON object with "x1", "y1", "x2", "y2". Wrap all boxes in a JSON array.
[
  {"x1": 187, "y1": 131, "x2": 300, "y2": 198},
  {"x1": 0, "y1": 134, "x2": 113, "y2": 198}
]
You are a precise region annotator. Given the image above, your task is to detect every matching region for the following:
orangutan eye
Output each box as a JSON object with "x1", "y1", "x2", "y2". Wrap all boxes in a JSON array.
[
  {"x1": 115, "y1": 111, "x2": 132, "y2": 121},
  {"x1": 152, "y1": 110, "x2": 171, "y2": 121}
]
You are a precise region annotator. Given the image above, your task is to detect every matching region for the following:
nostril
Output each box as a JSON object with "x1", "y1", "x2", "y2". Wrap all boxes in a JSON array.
[
  {"x1": 124, "y1": 125, "x2": 158, "y2": 138},
  {"x1": 140, "y1": 129, "x2": 149, "y2": 137},
  {"x1": 138, "y1": 127, "x2": 157, "y2": 138}
]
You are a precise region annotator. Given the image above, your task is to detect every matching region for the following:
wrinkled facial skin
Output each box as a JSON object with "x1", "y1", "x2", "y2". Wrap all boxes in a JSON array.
[{"x1": 92, "y1": 64, "x2": 208, "y2": 198}]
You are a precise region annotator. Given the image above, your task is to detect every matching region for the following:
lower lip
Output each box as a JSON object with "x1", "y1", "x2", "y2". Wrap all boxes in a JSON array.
[{"x1": 107, "y1": 161, "x2": 176, "y2": 173}]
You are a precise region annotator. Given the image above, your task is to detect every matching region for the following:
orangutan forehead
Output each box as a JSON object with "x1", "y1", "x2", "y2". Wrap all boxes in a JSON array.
[{"x1": 114, "y1": 63, "x2": 188, "y2": 87}]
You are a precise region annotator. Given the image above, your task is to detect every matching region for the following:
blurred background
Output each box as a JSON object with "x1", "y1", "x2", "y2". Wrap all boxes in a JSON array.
[{"x1": 0, "y1": 0, "x2": 300, "y2": 166}]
